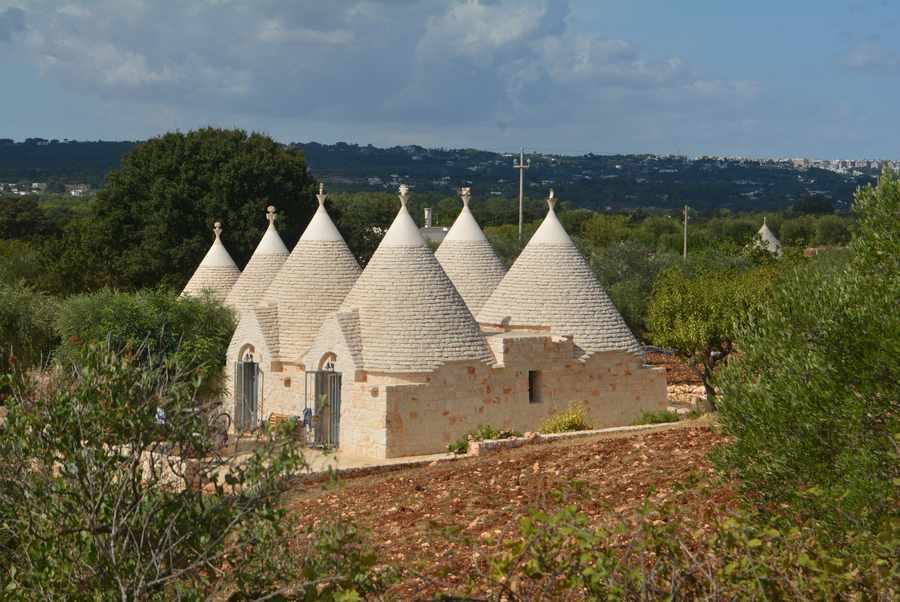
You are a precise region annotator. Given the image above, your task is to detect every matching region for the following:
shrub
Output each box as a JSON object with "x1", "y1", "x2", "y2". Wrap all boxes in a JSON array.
[
  {"x1": 233, "y1": 519, "x2": 396, "y2": 600},
  {"x1": 632, "y1": 409, "x2": 680, "y2": 425},
  {"x1": 448, "y1": 424, "x2": 522, "y2": 455},
  {"x1": 54, "y1": 287, "x2": 235, "y2": 396},
  {"x1": 0, "y1": 281, "x2": 57, "y2": 391},
  {"x1": 489, "y1": 501, "x2": 898, "y2": 600},
  {"x1": 539, "y1": 402, "x2": 591, "y2": 434},
  {"x1": 0, "y1": 343, "x2": 309, "y2": 598}
]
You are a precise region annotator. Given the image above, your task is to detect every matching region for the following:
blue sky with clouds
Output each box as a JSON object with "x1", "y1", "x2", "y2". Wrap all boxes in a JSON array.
[{"x1": 0, "y1": 1, "x2": 897, "y2": 157}]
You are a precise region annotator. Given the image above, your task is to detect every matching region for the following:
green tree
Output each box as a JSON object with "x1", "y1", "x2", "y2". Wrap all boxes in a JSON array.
[
  {"x1": 59, "y1": 128, "x2": 317, "y2": 291},
  {"x1": 793, "y1": 193, "x2": 834, "y2": 214},
  {"x1": 0, "y1": 197, "x2": 57, "y2": 240},
  {"x1": 779, "y1": 216, "x2": 816, "y2": 247},
  {"x1": 581, "y1": 213, "x2": 629, "y2": 248},
  {"x1": 647, "y1": 263, "x2": 781, "y2": 407},
  {"x1": 329, "y1": 191, "x2": 399, "y2": 265},
  {"x1": 814, "y1": 214, "x2": 851, "y2": 246},
  {"x1": 590, "y1": 240, "x2": 679, "y2": 336},
  {"x1": 715, "y1": 169, "x2": 900, "y2": 529}
]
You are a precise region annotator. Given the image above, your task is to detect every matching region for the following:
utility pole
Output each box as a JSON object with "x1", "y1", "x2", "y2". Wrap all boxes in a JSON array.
[
  {"x1": 683, "y1": 205, "x2": 688, "y2": 261},
  {"x1": 513, "y1": 148, "x2": 530, "y2": 241}
]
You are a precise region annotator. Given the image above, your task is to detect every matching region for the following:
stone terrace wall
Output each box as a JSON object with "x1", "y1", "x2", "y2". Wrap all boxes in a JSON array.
[{"x1": 374, "y1": 335, "x2": 666, "y2": 457}]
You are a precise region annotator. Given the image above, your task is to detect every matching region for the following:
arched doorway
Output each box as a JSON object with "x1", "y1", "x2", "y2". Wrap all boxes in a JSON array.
[
  {"x1": 234, "y1": 345, "x2": 259, "y2": 431},
  {"x1": 306, "y1": 352, "x2": 342, "y2": 448}
]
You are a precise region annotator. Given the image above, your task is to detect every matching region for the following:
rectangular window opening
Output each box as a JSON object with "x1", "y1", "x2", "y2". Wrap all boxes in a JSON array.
[{"x1": 528, "y1": 370, "x2": 543, "y2": 403}]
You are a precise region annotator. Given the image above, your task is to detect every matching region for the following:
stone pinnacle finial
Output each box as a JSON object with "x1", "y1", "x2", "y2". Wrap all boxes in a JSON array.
[
  {"x1": 763, "y1": 216, "x2": 767, "y2": 225},
  {"x1": 266, "y1": 205, "x2": 277, "y2": 226},
  {"x1": 399, "y1": 183, "x2": 409, "y2": 208},
  {"x1": 214, "y1": 221, "x2": 223, "y2": 239},
  {"x1": 316, "y1": 182, "x2": 327, "y2": 207},
  {"x1": 460, "y1": 186, "x2": 471, "y2": 208},
  {"x1": 547, "y1": 189, "x2": 556, "y2": 210}
]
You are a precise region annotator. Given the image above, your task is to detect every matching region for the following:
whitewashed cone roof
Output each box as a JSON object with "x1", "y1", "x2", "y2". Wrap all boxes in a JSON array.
[
  {"x1": 182, "y1": 221, "x2": 241, "y2": 303},
  {"x1": 225, "y1": 206, "x2": 289, "y2": 314},
  {"x1": 336, "y1": 184, "x2": 493, "y2": 372},
  {"x1": 259, "y1": 184, "x2": 361, "y2": 362},
  {"x1": 435, "y1": 187, "x2": 506, "y2": 315},
  {"x1": 757, "y1": 218, "x2": 782, "y2": 255},
  {"x1": 477, "y1": 190, "x2": 642, "y2": 357}
]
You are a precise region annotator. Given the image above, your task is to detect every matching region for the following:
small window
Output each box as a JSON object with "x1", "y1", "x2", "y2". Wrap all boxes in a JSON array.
[{"x1": 528, "y1": 370, "x2": 543, "y2": 403}]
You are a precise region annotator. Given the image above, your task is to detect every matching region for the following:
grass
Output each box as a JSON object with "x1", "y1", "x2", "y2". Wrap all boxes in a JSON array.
[{"x1": 632, "y1": 409, "x2": 681, "y2": 425}]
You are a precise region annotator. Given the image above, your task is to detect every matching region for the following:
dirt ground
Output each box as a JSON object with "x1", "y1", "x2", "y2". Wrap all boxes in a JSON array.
[
  {"x1": 285, "y1": 421, "x2": 729, "y2": 599},
  {"x1": 645, "y1": 351, "x2": 704, "y2": 385}
]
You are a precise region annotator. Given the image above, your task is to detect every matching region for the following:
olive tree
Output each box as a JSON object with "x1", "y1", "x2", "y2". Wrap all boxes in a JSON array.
[{"x1": 647, "y1": 263, "x2": 780, "y2": 408}]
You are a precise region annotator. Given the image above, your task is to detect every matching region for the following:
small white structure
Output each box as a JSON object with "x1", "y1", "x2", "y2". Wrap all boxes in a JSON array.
[
  {"x1": 182, "y1": 221, "x2": 241, "y2": 302},
  {"x1": 435, "y1": 187, "x2": 507, "y2": 315},
  {"x1": 756, "y1": 217, "x2": 782, "y2": 256},
  {"x1": 225, "y1": 206, "x2": 289, "y2": 316}
]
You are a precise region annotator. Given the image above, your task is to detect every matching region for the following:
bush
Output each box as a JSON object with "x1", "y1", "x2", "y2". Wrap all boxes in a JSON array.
[
  {"x1": 632, "y1": 409, "x2": 680, "y2": 425},
  {"x1": 0, "y1": 281, "x2": 57, "y2": 391},
  {"x1": 54, "y1": 287, "x2": 235, "y2": 396},
  {"x1": 539, "y1": 402, "x2": 591, "y2": 434},
  {"x1": 715, "y1": 169, "x2": 900, "y2": 531},
  {"x1": 0, "y1": 343, "x2": 309, "y2": 598},
  {"x1": 233, "y1": 519, "x2": 396, "y2": 600},
  {"x1": 448, "y1": 424, "x2": 522, "y2": 455},
  {"x1": 489, "y1": 501, "x2": 898, "y2": 600}
]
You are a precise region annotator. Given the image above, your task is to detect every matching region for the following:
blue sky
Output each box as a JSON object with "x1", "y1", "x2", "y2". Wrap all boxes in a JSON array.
[{"x1": 0, "y1": 1, "x2": 897, "y2": 158}]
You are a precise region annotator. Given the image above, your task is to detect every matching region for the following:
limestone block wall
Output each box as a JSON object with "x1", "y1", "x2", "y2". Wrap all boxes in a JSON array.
[{"x1": 368, "y1": 337, "x2": 666, "y2": 458}]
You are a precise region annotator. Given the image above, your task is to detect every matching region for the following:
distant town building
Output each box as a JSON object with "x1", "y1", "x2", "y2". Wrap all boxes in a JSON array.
[
  {"x1": 419, "y1": 207, "x2": 448, "y2": 244},
  {"x1": 65, "y1": 183, "x2": 90, "y2": 197}
]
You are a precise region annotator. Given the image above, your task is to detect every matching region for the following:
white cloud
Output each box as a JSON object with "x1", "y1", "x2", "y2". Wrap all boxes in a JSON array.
[{"x1": 3, "y1": 0, "x2": 761, "y2": 152}]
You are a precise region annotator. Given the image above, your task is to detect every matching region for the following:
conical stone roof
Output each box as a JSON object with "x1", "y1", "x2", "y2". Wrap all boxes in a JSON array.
[
  {"x1": 182, "y1": 221, "x2": 241, "y2": 303},
  {"x1": 259, "y1": 184, "x2": 361, "y2": 362},
  {"x1": 337, "y1": 184, "x2": 493, "y2": 372},
  {"x1": 756, "y1": 218, "x2": 782, "y2": 255},
  {"x1": 435, "y1": 187, "x2": 506, "y2": 315},
  {"x1": 477, "y1": 191, "x2": 642, "y2": 357},
  {"x1": 225, "y1": 206, "x2": 289, "y2": 315}
]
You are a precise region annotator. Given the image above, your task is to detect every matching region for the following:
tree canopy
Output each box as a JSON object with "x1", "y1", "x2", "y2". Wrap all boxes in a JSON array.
[{"x1": 61, "y1": 128, "x2": 317, "y2": 291}]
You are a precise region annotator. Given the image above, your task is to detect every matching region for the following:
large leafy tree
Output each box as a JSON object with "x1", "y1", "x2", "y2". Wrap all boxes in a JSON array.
[{"x1": 63, "y1": 128, "x2": 316, "y2": 291}]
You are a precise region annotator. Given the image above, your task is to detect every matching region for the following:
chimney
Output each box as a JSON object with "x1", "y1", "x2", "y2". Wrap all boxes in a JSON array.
[{"x1": 424, "y1": 207, "x2": 433, "y2": 228}]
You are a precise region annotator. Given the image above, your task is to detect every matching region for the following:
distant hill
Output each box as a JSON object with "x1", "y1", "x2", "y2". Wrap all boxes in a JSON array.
[{"x1": 0, "y1": 138, "x2": 874, "y2": 211}]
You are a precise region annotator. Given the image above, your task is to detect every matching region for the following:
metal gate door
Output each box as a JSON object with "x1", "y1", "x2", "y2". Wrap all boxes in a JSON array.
[
  {"x1": 234, "y1": 361, "x2": 259, "y2": 431},
  {"x1": 312, "y1": 371, "x2": 342, "y2": 448}
]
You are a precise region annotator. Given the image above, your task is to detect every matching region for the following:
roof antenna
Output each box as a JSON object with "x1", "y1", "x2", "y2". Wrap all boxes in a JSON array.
[
  {"x1": 399, "y1": 183, "x2": 409, "y2": 208},
  {"x1": 459, "y1": 186, "x2": 471, "y2": 208},
  {"x1": 317, "y1": 182, "x2": 327, "y2": 207}
]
